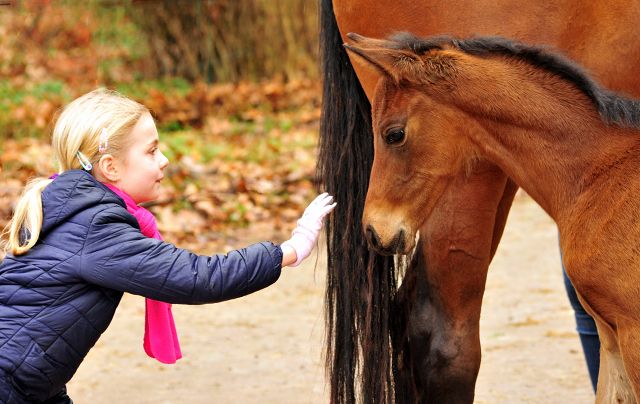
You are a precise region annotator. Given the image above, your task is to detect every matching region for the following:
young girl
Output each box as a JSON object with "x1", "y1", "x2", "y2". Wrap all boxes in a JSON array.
[{"x1": 0, "y1": 89, "x2": 335, "y2": 404}]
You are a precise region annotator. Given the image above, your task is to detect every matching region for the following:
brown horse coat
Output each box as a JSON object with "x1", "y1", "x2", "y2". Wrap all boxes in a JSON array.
[
  {"x1": 320, "y1": 1, "x2": 640, "y2": 403},
  {"x1": 348, "y1": 33, "x2": 640, "y2": 404}
]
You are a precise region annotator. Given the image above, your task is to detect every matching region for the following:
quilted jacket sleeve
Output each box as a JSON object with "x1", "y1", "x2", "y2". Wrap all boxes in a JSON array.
[{"x1": 78, "y1": 205, "x2": 282, "y2": 304}]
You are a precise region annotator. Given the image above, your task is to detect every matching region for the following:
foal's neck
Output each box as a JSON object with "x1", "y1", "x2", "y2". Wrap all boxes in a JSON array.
[{"x1": 471, "y1": 92, "x2": 640, "y2": 225}]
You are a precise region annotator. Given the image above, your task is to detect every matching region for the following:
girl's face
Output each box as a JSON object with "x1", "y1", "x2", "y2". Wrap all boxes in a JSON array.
[{"x1": 116, "y1": 114, "x2": 169, "y2": 204}]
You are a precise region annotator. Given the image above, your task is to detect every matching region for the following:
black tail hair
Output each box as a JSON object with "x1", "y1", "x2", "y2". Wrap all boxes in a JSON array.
[{"x1": 317, "y1": 1, "x2": 417, "y2": 402}]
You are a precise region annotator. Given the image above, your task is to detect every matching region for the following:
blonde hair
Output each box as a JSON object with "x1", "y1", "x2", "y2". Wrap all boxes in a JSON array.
[{"x1": 2, "y1": 88, "x2": 150, "y2": 256}]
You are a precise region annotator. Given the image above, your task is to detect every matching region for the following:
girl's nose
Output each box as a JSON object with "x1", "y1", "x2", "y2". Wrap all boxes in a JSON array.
[{"x1": 159, "y1": 151, "x2": 169, "y2": 169}]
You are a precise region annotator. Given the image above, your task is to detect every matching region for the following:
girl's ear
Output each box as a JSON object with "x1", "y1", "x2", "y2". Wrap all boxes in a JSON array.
[{"x1": 97, "y1": 154, "x2": 121, "y2": 183}]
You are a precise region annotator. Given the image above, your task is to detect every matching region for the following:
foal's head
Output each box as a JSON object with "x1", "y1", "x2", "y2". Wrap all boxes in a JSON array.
[
  {"x1": 345, "y1": 33, "x2": 487, "y2": 255},
  {"x1": 346, "y1": 32, "x2": 604, "y2": 255}
]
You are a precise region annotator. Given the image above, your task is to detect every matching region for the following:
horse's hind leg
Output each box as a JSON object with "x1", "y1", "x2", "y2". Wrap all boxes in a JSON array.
[
  {"x1": 408, "y1": 162, "x2": 517, "y2": 403},
  {"x1": 596, "y1": 320, "x2": 640, "y2": 403}
]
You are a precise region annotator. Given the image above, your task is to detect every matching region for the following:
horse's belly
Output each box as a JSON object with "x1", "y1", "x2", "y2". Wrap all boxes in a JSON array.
[{"x1": 333, "y1": 0, "x2": 640, "y2": 99}]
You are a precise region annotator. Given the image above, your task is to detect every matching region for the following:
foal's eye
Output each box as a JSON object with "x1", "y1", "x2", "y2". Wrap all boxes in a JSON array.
[{"x1": 385, "y1": 128, "x2": 405, "y2": 145}]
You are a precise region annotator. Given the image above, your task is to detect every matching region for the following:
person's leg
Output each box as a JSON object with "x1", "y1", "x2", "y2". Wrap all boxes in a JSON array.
[
  {"x1": 561, "y1": 247, "x2": 600, "y2": 392},
  {"x1": 41, "y1": 386, "x2": 73, "y2": 404}
]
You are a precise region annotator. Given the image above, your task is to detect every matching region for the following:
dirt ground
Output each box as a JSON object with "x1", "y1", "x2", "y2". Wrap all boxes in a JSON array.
[{"x1": 66, "y1": 195, "x2": 596, "y2": 403}]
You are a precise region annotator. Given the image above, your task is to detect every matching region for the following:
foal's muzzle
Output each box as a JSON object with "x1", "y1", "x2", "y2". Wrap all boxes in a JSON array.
[{"x1": 365, "y1": 224, "x2": 406, "y2": 255}]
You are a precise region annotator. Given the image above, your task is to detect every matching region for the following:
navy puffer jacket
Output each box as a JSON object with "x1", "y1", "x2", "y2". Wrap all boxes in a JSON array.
[{"x1": 0, "y1": 170, "x2": 282, "y2": 404}]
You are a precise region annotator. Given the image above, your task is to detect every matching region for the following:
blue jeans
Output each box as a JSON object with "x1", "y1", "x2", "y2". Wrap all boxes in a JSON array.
[{"x1": 561, "y1": 254, "x2": 600, "y2": 393}]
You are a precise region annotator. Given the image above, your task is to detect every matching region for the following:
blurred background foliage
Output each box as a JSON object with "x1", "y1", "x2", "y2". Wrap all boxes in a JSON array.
[
  {"x1": 0, "y1": 0, "x2": 323, "y2": 253},
  {"x1": 1, "y1": 0, "x2": 320, "y2": 137},
  {"x1": 129, "y1": 0, "x2": 318, "y2": 82}
]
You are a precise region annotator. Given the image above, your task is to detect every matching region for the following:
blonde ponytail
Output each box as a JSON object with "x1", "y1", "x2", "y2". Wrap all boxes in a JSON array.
[{"x1": 3, "y1": 177, "x2": 53, "y2": 255}]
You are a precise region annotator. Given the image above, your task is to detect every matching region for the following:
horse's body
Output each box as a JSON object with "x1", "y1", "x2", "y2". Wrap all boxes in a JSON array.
[
  {"x1": 319, "y1": 0, "x2": 640, "y2": 403},
  {"x1": 345, "y1": 32, "x2": 640, "y2": 404}
]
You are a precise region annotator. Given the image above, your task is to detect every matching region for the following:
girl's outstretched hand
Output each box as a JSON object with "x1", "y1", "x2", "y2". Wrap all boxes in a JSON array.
[{"x1": 281, "y1": 193, "x2": 336, "y2": 267}]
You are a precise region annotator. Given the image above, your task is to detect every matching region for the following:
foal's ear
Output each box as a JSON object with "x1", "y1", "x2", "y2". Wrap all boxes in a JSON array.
[
  {"x1": 345, "y1": 33, "x2": 399, "y2": 50},
  {"x1": 344, "y1": 38, "x2": 425, "y2": 85},
  {"x1": 344, "y1": 33, "x2": 455, "y2": 85}
]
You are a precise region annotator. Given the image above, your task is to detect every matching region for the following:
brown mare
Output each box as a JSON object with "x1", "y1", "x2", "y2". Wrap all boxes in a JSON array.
[
  {"x1": 318, "y1": 0, "x2": 640, "y2": 403},
  {"x1": 346, "y1": 32, "x2": 640, "y2": 404}
]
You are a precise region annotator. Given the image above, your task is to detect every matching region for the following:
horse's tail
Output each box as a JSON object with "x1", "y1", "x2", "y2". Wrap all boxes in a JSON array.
[{"x1": 317, "y1": 1, "x2": 417, "y2": 402}]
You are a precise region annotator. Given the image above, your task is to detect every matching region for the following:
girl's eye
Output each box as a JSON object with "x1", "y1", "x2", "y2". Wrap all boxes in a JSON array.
[
  {"x1": 150, "y1": 147, "x2": 157, "y2": 154},
  {"x1": 385, "y1": 128, "x2": 405, "y2": 145}
]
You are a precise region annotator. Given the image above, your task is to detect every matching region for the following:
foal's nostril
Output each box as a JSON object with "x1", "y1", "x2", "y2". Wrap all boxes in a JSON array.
[{"x1": 365, "y1": 224, "x2": 380, "y2": 251}]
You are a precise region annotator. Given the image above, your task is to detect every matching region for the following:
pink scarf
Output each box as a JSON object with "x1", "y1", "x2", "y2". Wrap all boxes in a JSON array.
[{"x1": 105, "y1": 184, "x2": 182, "y2": 364}]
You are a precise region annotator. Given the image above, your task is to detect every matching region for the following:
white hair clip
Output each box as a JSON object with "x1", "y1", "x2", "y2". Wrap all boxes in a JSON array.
[{"x1": 99, "y1": 128, "x2": 109, "y2": 152}]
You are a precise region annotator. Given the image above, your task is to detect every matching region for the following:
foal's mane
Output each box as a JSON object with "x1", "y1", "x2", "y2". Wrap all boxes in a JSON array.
[{"x1": 389, "y1": 32, "x2": 640, "y2": 129}]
